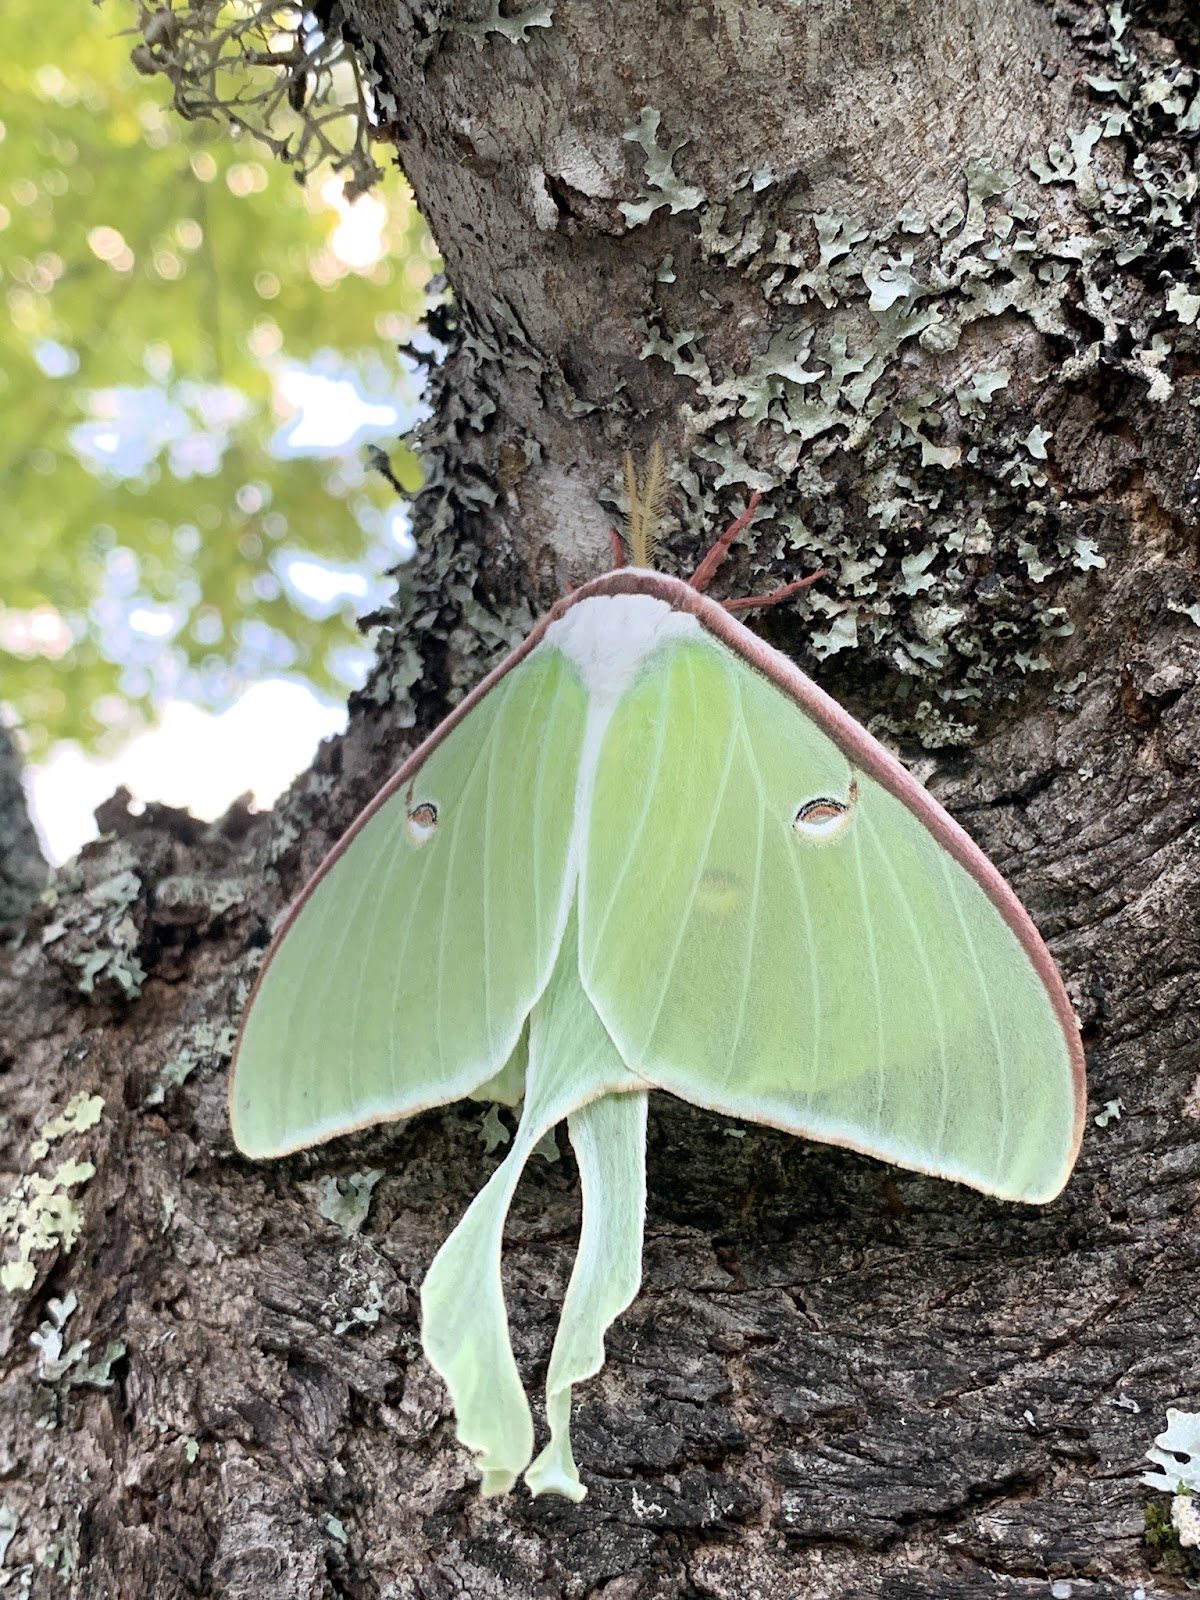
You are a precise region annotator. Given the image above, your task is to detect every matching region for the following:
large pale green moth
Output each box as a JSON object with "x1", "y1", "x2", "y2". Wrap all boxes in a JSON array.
[{"x1": 230, "y1": 483, "x2": 1086, "y2": 1502}]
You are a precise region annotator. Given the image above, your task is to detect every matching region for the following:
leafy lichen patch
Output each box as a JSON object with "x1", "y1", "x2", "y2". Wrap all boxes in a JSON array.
[
  {"x1": 478, "y1": 1103, "x2": 510, "y2": 1153},
  {"x1": 360, "y1": 8, "x2": 1195, "y2": 757},
  {"x1": 315, "y1": 1170, "x2": 384, "y2": 1239},
  {"x1": 364, "y1": 301, "x2": 544, "y2": 732},
  {"x1": 445, "y1": 0, "x2": 553, "y2": 50},
  {"x1": 1143, "y1": 1408, "x2": 1200, "y2": 1494},
  {"x1": 30, "y1": 1292, "x2": 125, "y2": 1399},
  {"x1": 1175, "y1": 1495, "x2": 1200, "y2": 1549},
  {"x1": 152, "y1": 875, "x2": 250, "y2": 922},
  {"x1": 1143, "y1": 1409, "x2": 1200, "y2": 1555},
  {"x1": 29, "y1": 1093, "x2": 103, "y2": 1161},
  {"x1": 41, "y1": 861, "x2": 146, "y2": 1000},
  {"x1": 0, "y1": 1094, "x2": 104, "y2": 1294},
  {"x1": 602, "y1": 11, "x2": 1200, "y2": 741},
  {"x1": 620, "y1": 108, "x2": 706, "y2": 229},
  {"x1": 333, "y1": 1275, "x2": 385, "y2": 1336},
  {"x1": 0, "y1": 1503, "x2": 18, "y2": 1565},
  {"x1": 1, "y1": 1161, "x2": 96, "y2": 1296},
  {"x1": 144, "y1": 1020, "x2": 237, "y2": 1108}
]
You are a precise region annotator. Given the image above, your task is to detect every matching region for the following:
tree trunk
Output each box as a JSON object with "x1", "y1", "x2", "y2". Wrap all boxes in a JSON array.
[
  {"x1": 0, "y1": 728, "x2": 46, "y2": 924},
  {"x1": 3, "y1": 1, "x2": 1199, "y2": 1594}
]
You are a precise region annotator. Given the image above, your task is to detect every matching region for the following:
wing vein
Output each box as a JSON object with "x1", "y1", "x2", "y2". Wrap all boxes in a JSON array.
[
  {"x1": 641, "y1": 651, "x2": 739, "y2": 1057},
  {"x1": 480, "y1": 669, "x2": 508, "y2": 1061},
  {"x1": 779, "y1": 802, "x2": 823, "y2": 1097},
  {"x1": 430, "y1": 680, "x2": 510, "y2": 1078},
  {"x1": 937, "y1": 850, "x2": 1011, "y2": 1180},
  {"x1": 722, "y1": 680, "x2": 767, "y2": 1097},
  {"x1": 529, "y1": 660, "x2": 550, "y2": 968},
  {"x1": 385, "y1": 779, "x2": 450, "y2": 1090},
  {"x1": 858, "y1": 805, "x2": 952, "y2": 1162},
  {"x1": 583, "y1": 657, "x2": 671, "y2": 964},
  {"x1": 849, "y1": 802, "x2": 887, "y2": 1134},
  {"x1": 346, "y1": 813, "x2": 411, "y2": 1115}
]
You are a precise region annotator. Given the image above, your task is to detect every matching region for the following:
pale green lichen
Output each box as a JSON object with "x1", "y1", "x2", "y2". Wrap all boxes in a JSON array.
[
  {"x1": 1, "y1": 1095, "x2": 104, "y2": 1295},
  {"x1": 1022, "y1": 425, "x2": 1052, "y2": 460},
  {"x1": 1167, "y1": 284, "x2": 1200, "y2": 324},
  {"x1": 334, "y1": 1276, "x2": 384, "y2": 1335},
  {"x1": 32, "y1": 1291, "x2": 126, "y2": 1399},
  {"x1": 153, "y1": 876, "x2": 249, "y2": 919},
  {"x1": 1094, "y1": 1097, "x2": 1123, "y2": 1128},
  {"x1": 0, "y1": 1160, "x2": 95, "y2": 1294},
  {"x1": 614, "y1": 7, "x2": 1200, "y2": 742},
  {"x1": 144, "y1": 1020, "x2": 237, "y2": 1107},
  {"x1": 620, "y1": 108, "x2": 706, "y2": 229},
  {"x1": 1175, "y1": 1496, "x2": 1200, "y2": 1550},
  {"x1": 364, "y1": 295, "x2": 544, "y2": 727},
  {"x1": 36, "y1": 1527, "x2": 77, "y2": 1580},
  {"x1": 68, "y1": 1339, "x2": 125, "y2": 1390},
  {"x1": 368, "y1": 11, "x2": 1194, "y2": 754},
  {"x1": 413, "y1": 0, "x2": 552, "y2": 64},
  {"x1": 446, "y1": 0, "x2": 552, "y2": 49},
  {"x1": 316, "y1": 1169, "x2": 383, "y2": 1238},
  {"x1": 478, "y1": 1103, "x2": 510, "y2": 1153},
  {"x1": 29, "y1": 1094, "x2": 103, "y2": 1161},
  {"x1": 955, "y1": 368, "x2": 1010, "y2": 420},
  {"x1": 30, "y1": 1293, "x2": 84, "y2": 1380},
  {"x1": 530, "y1": 1125, "x2": 559, "y2": 1163},
  {"x1": 1143, "y1": 1409, "x2": 1200, "y2": 1494},
  {"x1": 263, "y1": 771, "x2": 338, "y2": 874},
  {"x1": 1143, "y1": 1409, "x2": 1200, "y2": 1551},
  {"x1": 42, "y1": 865, "x2": 146, "y2": 999}
]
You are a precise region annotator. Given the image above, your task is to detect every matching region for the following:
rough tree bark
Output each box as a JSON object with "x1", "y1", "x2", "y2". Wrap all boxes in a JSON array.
[
  {"x1": 0, "y1": 729, "x2": 46, "y2": 925},
  {"x1": 2, "y1": 0, "x2": 1199, "y2": 1594}
]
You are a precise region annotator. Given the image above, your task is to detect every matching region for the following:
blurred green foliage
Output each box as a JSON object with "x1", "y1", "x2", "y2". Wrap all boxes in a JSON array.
[{"x1": 0, "y1": 0, "x2": 436, "y2": 759}]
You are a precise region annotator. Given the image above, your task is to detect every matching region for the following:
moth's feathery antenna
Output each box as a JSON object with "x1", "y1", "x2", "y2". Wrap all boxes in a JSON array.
[
  {"x1": 638, "y1": 441, "x2": 667, "y2": 569},
  {"x1": 622, "y1": 449, "x2": 638, "y2": 565},
  {"x1": 624, "y1": 443, "x2": 668, "y2": 570}
]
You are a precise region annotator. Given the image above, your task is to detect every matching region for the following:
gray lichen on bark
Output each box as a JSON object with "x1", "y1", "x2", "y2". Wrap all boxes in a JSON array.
[
  {"x1": 362, "y1": 0, "x2": 1199, "y2": 759},
  {"x1": 1, "y1": 0, "x2": 1199, "y2": 1595}
]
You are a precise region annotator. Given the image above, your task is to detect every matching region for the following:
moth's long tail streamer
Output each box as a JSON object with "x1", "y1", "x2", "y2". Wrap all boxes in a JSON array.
[
  {"x1": 525, "y1": 1089, "x2": 648, "y2": 1500},
  {"x1": 420, "y1": 908, "x2": 645, "y2": 1497}
]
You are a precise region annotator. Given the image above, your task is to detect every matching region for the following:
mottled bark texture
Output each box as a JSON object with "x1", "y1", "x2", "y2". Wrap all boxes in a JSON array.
[
  {"x1": 3, "y1": 0, "x2": 1200, "y2": 1594},
  {"x1": 0, "y1": 727, "x2": 46, "y2": 923}
]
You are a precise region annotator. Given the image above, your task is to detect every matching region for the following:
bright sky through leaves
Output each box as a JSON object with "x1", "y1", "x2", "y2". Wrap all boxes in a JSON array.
[{"x1": 1, "y1": 0, "x2": 437, "y2": 837}]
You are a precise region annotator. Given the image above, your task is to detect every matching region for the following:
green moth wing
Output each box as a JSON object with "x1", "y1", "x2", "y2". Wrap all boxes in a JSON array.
[
  {"x1": 578, "y1": 592, "x2": 1084, "y2": 1204},
  {"x1": 230, "y1": 555, "x2": 1086, "y2": 1503},
  {"x1": 230, "y1": 645, "x2": 586, "y2": 1158}
]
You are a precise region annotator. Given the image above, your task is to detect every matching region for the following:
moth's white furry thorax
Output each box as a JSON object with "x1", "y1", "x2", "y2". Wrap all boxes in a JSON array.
[{"x1": 541, "y1": 590, "x2": 701, "y2": 704}]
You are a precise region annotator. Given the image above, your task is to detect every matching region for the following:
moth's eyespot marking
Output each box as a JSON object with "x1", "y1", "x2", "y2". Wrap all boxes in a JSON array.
[
  {"x1": 695, "y1": 868, "x2": 743, "y2": 917},
  {"x1": 406, "y1": 801, "x2": 438, "y2": 846},
  {"x1": 793, "y1": 785, "x2": 855, "y2": 842}
]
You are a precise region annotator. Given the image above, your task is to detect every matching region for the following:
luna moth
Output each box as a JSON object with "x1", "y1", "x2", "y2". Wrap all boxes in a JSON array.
[{"x1": 230, "y1": 474, "x2": 1086, "y2": 1503}]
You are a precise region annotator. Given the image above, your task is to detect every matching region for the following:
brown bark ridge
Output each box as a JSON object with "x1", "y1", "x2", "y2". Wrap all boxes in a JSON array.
[{"x1": 3, "y1": 0, "x2": 1200, "y2": 1594}]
